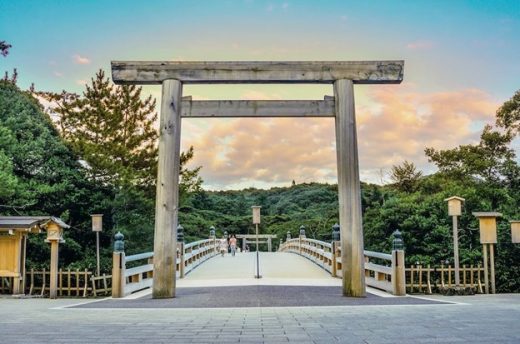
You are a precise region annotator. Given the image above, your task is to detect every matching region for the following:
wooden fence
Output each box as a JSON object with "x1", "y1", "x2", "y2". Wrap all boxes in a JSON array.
[
  {"x1": 27, "y1": 268, "x2": 92, "y2": 297},
  {"x1": 0, "y1": 269, "x2": 111, "y2": 297},
  {"x1": 279, "y1": 237, "x2": 406, "y2": 296},
  {"x1": 406, "y1": 264, "x2": 485, "y2": 294},
  {"x1": 0, "y1": 277, "x2": 12, "y2": 293}
]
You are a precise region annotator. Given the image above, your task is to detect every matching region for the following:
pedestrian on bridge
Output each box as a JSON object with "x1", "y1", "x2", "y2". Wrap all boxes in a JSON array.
[
  {"x1": 219, "y1": 236, "x2": 228, "y2": 257},
  {"x1": 230, "y1": 235, "x2": 237, "y2": 256}
]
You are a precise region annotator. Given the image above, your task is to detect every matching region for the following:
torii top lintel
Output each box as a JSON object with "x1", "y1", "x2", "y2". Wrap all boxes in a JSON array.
[{"x1": 111, "y1": 60, "x2": 404, "y2": 85}]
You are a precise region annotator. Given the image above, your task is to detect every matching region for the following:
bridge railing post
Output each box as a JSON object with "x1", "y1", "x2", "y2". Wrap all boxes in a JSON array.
[
  {"x1": 391, "y1": 230, "x2": 406, "y2": 296},
  {"x1": 209, "y1": 226, "x2": 216, "y2": 255},
  {"x1": 299, "y1": 225, "x2": 306, "y2": 255},
  {"x1": 112, "y1": 232, "x2": 126, "y2": 298}
]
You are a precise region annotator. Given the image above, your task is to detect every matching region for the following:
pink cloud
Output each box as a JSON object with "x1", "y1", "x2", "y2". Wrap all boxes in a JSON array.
[
  {"x1": 73, "y1": 54, "x2": 91, "y2": 65},
  {"x1": 180, "y1": 86, "x2": 499, "y2": 189},
  {"x1": 406, "y1": 40, "x2": 434, "y2": 50}
]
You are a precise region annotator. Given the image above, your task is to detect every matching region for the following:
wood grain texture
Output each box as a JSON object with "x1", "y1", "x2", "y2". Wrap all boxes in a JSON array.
[
  {"x1": 111, "y1": 60, "x2": 404, "y2": 85},
  {"x1": 181, "y1": 99, "x2": 335, "y2": 118},
  {"x1": 334, "y1": 79, "x2": 366, "y2": 297},
  {"x1": 152, "y1": 79, "x2": 182, "y2": 299},
  {"x1": 49, "y1": 240, "x2": 58, "y2": 299}
]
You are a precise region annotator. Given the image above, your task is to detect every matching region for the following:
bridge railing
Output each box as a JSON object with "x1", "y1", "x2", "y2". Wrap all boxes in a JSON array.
[
  {"x1": 112, "y1": 236, "x2": 218, "y2": 297},
  {"x1": 279, "y1": 236, "x2": 406, "y2": 296}
]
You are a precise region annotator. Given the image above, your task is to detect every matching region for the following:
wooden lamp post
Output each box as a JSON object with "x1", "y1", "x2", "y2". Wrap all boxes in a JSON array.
[
  {"x1": 91, "y1": 214, "x2": 103, "y2": 277},
  {"x1": 252, "y1": 206, "x2": 261, "y2": 279},
  {"x1": 472, "y1": 212, "x2": 501, "y2": 294},
  {"x1": 444, "y1": 196, "x2": 464, "y2": 287},
  {"x1": 45, "y1": 221, "x2": 65, "y2": 299}
]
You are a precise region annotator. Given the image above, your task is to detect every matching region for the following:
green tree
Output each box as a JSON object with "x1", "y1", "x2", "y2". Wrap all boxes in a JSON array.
[
  {"x1": 425, "y1": 125, "x2": 518, "y2": 186},
  {"x1": 496, "y1": 89, "x2": 520, "y2": 135},
  {"x1": 44, "y1": 70, "x2": 158, "y2": 187},
  {"x1": 43, "y1": 70, "x2": 202, "y2": 195},
  {"x1": 390, "y1": 160, "x2": 422, "y2": 193}
]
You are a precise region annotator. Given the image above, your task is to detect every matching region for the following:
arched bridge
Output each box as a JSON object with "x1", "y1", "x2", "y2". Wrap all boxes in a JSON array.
[{"x1": 112, "y1": 235, "x2": 405, "y2": 298}]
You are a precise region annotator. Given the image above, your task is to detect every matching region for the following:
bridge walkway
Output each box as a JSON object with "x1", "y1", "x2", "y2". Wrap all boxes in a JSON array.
[{"x1": 179, "y1": 251, "x2": 340, "y2": 288}]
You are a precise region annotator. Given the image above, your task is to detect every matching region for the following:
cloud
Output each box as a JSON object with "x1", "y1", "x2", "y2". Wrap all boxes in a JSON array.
[
  {"x1": 76, "y1": 79, "x2": 87, "y2": 85},
  {"x1": 355, "y1": 85, "x2": 498, "y2": 181},
  {"x1": 180, "y1": 86, "x2": 499, "y2": 189},
  {"x1": 406, "y1": 40, "x2": 434, "y2": 50},
  {"x1": 53, "y1": 71, "x2": 63, "y2": 77},
  {"x1": 73, "y1": 54, "x2": 91, "y2": 64}
]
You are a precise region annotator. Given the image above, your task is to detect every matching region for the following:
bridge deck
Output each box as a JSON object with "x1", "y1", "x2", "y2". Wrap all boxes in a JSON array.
[{"x1": 183, "y1": 252, "x2": 334, "y2": 285}]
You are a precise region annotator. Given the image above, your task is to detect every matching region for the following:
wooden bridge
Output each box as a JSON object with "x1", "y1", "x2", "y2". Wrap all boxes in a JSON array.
[{"x1": 112, "y1": 234, "x2": 406, "y2": 298}]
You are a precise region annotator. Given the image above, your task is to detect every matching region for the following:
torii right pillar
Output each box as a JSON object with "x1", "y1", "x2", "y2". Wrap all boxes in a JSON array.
[{"x1": 335, "y1": 79, "x2": 366, "y2": 297}]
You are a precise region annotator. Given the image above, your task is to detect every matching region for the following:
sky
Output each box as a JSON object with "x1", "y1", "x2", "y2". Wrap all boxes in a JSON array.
[{"x1": 1, "y1": 0, "x2": 520, "y2": 189}]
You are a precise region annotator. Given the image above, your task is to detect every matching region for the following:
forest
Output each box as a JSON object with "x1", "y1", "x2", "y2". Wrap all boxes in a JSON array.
[{"x1": 1, "y1": 69, "x2": 519, "y2": 292}]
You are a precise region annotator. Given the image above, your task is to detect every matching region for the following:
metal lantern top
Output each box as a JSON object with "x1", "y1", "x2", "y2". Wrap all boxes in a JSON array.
[
  {"x1": 252, "y1": 206, "x2": 261, "y2": 224},
  {"x1": 177, "y1": 224, "x2": 184, "y2": 242},
  {"x1": 299, "y1": 225, "x2": 306, "y2": 237},
  {"x1": 114, "y1": 231, "x2": 125, "y2": 252},
  {"x1": 332, "y1": 223, "x2": 340, "y2": 241},
  {"x1": 392, "y1": 229, "x2": 404, "y2": 250},
  {"x1": 473, "y1": 212, "x2": 502, "y2": 244},
  {"x1": 209, "y1": 225, "x2": 216, "y2": 237},
  {"x1": 286, "y1": 231, "x2": 291, "y2": 240},
  {"x1": 444, "y1": 196, "x2": 465, "y2": 216},
  {"x1": 91, "y1": 214, "x2": 103, "y2": 232}
]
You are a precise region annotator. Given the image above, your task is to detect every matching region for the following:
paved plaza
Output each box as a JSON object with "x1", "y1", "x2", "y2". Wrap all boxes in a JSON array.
[
  {"x1": 1, "y1": 253, "x2": 519, "y2": 343},
  {"x1": 1, "y1": 294, "x2": 519, "y2": 343}
]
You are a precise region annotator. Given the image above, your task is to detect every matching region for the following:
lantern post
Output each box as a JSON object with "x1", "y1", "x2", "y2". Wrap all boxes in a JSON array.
[
  {"x1": 252, "y1": 206, "x2": 261, "y2": 279},
  {"x1": 473, "y1": 212, "x2": 501, "y2": 294},
  {"x1": 91, "y1": 214, "x2": 103, "y2": 277},
  {"x1": 45, "y1": 221, "x2": 65, "y2": 299},
  {"x1": 444, "y1": 196, "x2": 464, "y2": 287}
]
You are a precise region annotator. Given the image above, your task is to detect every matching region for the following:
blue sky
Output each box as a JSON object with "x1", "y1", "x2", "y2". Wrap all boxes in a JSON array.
[{"x1": 1, "y1": 0, "x2": 519, "y2": 189}]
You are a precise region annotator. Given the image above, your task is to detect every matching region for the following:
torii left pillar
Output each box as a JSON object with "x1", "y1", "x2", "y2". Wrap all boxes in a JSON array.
[{"x1": 152, "y1": 79, "x2": 182, "y2": 298}]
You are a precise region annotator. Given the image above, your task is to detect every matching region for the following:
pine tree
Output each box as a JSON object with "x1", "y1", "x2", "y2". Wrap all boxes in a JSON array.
[
  {"x1": 390, "y1": 160, "x2": 422, "y2": 193},
  {"x1": 45, "y1": 70, "x2": 158, "y2": 187}
]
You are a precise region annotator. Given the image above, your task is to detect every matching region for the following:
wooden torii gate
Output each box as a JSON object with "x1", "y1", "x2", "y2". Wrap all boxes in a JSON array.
[
  {"x1": 111, "y1": 60, "x2": 404, "y2": 298},
  {"x1": 235, "y1": 234, "x2": 277, "y2": 252}
]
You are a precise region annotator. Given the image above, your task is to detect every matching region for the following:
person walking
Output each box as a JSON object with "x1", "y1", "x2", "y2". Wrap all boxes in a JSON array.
[
  {"x1": 219, "y1": 236, "x2": 228, "y2": 257},
  {"x1": 229, "y1": 234, "x2": 237, "y2": 257}
]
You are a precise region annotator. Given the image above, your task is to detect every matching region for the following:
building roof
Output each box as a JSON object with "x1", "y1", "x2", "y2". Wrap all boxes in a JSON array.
[
  {"x1": 472, "y1": 212, "x2": 502, "y2": 218},
  {"x1": 0, "y1": 216, "x2": 70, "y2": 230},
  {"x1": 444, "y1": 196, "x2": 465, "y2": 202}
]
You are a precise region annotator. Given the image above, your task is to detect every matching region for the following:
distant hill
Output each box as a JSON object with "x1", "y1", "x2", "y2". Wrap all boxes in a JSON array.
[{"x1": 178, "y1": 181, "x2": 388, "y2": 249}]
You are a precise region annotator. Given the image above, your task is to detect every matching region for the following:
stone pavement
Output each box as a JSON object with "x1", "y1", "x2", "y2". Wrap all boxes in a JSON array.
[
  {"x1": 75, "y1": 286, "x2": 444, "y2": 308},
  {"x1": 1, "y1": 294, "x2": 519, "y2": 343}
]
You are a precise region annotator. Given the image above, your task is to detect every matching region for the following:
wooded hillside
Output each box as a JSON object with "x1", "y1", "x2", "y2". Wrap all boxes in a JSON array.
[{"x1": 1, "y1": 80, "x2": 519, "y2": 292}]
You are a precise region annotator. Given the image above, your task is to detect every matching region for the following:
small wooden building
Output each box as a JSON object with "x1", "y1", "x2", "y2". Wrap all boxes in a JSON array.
[{"x1": 0, "y1": 216, "x2": 68, "y2": 296}]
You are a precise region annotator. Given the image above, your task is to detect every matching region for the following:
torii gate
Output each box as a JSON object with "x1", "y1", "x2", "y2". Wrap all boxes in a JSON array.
[{"x1": 111, "y1": 60, "x2": 404, "y2": 298}]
